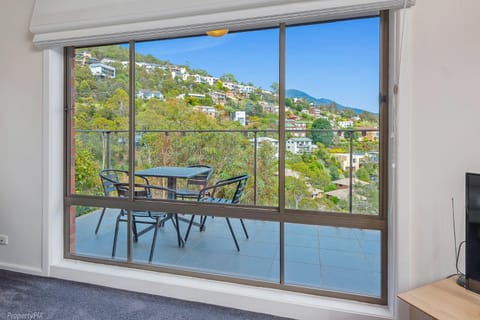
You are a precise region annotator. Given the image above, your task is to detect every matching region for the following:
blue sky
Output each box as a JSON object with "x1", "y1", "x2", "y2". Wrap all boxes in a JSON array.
[{"x1": 135, "y1": 17, "x2": 380, "y2": 113}]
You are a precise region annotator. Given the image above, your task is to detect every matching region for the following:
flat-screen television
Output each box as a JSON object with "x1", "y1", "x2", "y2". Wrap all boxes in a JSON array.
[{"x1": 465, "y1": 172, "x2": 480, "y2": 292}]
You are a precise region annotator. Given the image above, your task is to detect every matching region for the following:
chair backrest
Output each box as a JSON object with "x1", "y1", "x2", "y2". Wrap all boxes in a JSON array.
[
  {"x1": 114, "y1": 182, "x2": 150, "y2": 199},
  {"x1": 230, "y1": 175, "x2": 248, "y2": 204},
  {"x1": 186, "y1": 165, "x2": 213, "y2": 189},
  {"x1": 99, "y1": 169, "x2": 126, "y2": 196},
  {"x1": 198, "y1": 174, "x2": 249, "y2": 204},
  {"x1": 99, "y1": 169, "x2": 149, "y2": 197},
  {"x1": 224, "y1": 174, "x2": 249, "y2": 204}
]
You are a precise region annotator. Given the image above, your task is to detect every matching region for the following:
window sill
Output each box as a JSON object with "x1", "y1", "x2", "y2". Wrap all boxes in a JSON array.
[{"x1": 49, "y1": 259, "x2": 392, "y2": 320}]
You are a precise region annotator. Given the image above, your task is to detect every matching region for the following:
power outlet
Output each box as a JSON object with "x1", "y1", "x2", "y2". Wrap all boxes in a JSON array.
[{"x1": 0, "y1": 234, "x2": 8, "y2": 245}]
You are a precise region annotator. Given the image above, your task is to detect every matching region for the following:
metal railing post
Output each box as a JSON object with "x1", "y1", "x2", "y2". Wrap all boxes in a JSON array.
[
  {"x1": 253, "y1": 130, "x2": 258, "y2": 205},
  {"x1": 106, "y1": 131, "x2": 111, "y2": 169},
  {"x1": 349, "y1": 130, "x2": 354, "y2": 213}
]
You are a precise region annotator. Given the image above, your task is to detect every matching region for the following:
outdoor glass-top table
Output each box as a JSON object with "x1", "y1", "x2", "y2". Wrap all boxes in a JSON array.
[{"x1": 135, "y1": 166, "x2": 212, "y2": 246}]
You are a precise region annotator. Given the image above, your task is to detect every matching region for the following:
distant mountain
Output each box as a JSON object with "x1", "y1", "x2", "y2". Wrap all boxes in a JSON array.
[{"x1": 286, "y1": 89, "x2": 370, "y2": 115}]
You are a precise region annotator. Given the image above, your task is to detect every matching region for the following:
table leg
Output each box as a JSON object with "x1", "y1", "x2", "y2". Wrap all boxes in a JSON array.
[{"x1": 167, "y1": 177, "x2": 176, "y2": 199}]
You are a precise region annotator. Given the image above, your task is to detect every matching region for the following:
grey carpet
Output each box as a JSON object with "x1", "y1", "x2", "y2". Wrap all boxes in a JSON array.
[{"x1": 0, "y1": 270, "x2": 291, "y2": 320}]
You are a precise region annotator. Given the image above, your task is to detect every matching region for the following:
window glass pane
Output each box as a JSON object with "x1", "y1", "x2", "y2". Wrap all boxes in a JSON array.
[
  {"x1": 284, "y1": 223, "x2": 381, "y2": 297},
  {"x1": 66, "y1": 15, "x2": 387, "y2": 302},
  {"x1": 72, "y1": 45, "x2": 130, "y2": 196},
  {"x1": 133, "y1": 29, "x2": 279, "y2": 207},
  {"x1": 285, "y1": 18, "x2": 380, "y2": 214},
  {"x1": 132, "y1": 215, "x2": 280, "y2": 283},
  {"x1": 352, "y1": 138, "x2": 380, "y2": 214},
  {"x1": 71, "y1": 205, "x2": 127, "y2": 262}
]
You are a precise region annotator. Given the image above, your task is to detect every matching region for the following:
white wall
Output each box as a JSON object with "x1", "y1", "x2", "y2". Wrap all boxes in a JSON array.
[
  {"x1": 0, "y1": 0, "x2": 43, "y2": 274},
  {"x1": 396, "y1": 0, "x2": 480, "y2": 318},
  {"x1": 2, "y1": 0, "x2": 480, "y2": 319}
]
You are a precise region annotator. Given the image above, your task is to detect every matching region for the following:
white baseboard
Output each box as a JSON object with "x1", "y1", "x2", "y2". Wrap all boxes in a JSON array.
[
  {"x1": 0, "y1": 262, "x2": 44, "y2": 276},
  {"x1": 49, "y1": 259, "x2": 392, "y2": 320}
]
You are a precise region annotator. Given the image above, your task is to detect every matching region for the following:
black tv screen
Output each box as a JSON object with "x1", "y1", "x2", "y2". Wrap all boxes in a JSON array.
[{"x1": 466, "y1": 172, "x2": 480, "y2": 291}]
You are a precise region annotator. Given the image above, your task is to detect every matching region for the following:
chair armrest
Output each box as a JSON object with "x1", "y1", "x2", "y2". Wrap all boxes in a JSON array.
[
  {"x1": 135, "y1": 174, "x2": 150, "y2": 185},
  {"x1": 197, "y1": 184, "x2": 218, "y2": 201},
  {"x1": 199, "y1": 197, "x2": 232, "y2": 204}
]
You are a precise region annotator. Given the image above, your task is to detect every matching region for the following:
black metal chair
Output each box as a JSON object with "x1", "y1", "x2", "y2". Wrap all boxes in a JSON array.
[
  {"x1": 112, "y1": 182, "x2": 184, "y2": 263},
  {"x1": 96, "y1": 169, "x2": 132, "y2": 234},
  {"x1": 175, "y1": 165, "x2": 213, "y2": 200},
  {"x1": 184, "y1": 174, "x2": 249, "y2": 251}
]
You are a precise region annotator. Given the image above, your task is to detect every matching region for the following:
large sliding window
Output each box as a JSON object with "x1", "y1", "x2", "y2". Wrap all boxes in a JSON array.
[{"x1": 65, "y1": 13, "x2": 388, "y2": 304}]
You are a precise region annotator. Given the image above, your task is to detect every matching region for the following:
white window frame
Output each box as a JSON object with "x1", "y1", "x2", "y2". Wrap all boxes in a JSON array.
[{"x1": 40, "y1": 9, "x2": 404, "y2": 320}]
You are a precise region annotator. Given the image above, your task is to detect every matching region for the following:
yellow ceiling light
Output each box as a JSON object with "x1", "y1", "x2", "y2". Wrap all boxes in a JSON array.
[{"x1": 206, "y1": 28, "x2": 229, "y2": 37}]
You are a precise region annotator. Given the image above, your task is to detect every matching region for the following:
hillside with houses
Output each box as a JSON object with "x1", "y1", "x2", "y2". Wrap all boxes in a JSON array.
[{"x1": 73, "y1": 45, "x2": 380, "y2": 214}]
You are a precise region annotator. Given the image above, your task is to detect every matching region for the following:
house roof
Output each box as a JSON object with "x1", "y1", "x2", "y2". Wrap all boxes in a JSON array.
[
  {"x1": 325, "y1": 188, "x2": 367, "y2": 201},
  {"x1": 249, "y1": 137, "x2": 278, "y2": 143},
  {"x1": 332, "y1": 178, "x2": 368, "y2": 186},
  {"x1": 287, "y1": 137, "x2": 312, "y2": 142},
  {"x1": 325, "y1": 188, "x2": 350, "y2": 200}
]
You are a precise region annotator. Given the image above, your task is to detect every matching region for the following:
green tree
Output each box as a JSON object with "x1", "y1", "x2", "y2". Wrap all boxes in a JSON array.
[
  {"x1": 78, "y1": 80, "x2": 92, "y2": 98},
  {"x1": 105, "y1": 88, "x2": 129, "y2": 117},
  {"x1": 352, "y1": 182, "x2": 379, "y2": 215},
  {"x1": 310, "y1": 118, "x2": 334, "y2": 147},
  {"x1": 359, "y1": 111, "x2": 378, "y2": 123},
  {"x1": 75, "y1": 143, "x2": 102, "y2": 195},
  {"x1": 215, "y1": 81, "x2": 227, "y2": 92},
  {"x1": 270, "y1": 82, "x2": 279, "y2": 94},
  {"x1": 285, "y1": 97, "x2": 294, "y2": 108},
  {"x1": 255, "y1": 141, "x2": 278, "y2": 206},
  {"x1": 355, "y1": 161, "x2": 378, "y2": 182},
  {"x1": 220, "y1": 73, "x2": 237, "y2": 83},
  {"x1": 285, "y1": 176, "x2": 311, "y2": 209}
]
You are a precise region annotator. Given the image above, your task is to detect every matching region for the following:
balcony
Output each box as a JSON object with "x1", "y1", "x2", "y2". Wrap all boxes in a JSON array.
[
  {"x1": 74, "y1": 207, "x2": 381, "y2": 298},
  {"x1": 71, "y1": 127, "x2": 381, "y2": 298}
]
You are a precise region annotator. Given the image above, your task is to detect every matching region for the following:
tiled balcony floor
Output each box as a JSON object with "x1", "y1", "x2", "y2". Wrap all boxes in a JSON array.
[{"x1": 75, "y1": 209, "x2": 381, "y2": 297}]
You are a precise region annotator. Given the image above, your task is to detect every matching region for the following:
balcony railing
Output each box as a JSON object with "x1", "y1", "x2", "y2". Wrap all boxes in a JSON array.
[{"x1": 74, "y1": 128, "x2": 379, "y2": 214}]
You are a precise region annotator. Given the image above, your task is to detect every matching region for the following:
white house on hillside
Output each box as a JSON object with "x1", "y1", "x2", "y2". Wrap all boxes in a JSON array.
[
  {"x1": 193, "y1": 74, "x2": 218, "y2": 85},
  {"x1": 137, "y1": 62, "x2": 162, "y2": 72},
  {"x1": 137, "y1": 90, "x2": 164, "y2": 100},
  {"x1": 286, "y1": 137, "x2": 313, "y2": 154},
  {"x1": 337, "y1": 120, "x2": 354, "y2": 128},
  {"x1": 249, "y1": 137, "x2": 279, "y2": 157},
  {"x1": 333, "y1": 153, "x2": 366, "y2": 173},
  {"x1": 285, "y1": 119, "x2": 307, "y2": 137},
  {"x1": 89, "y1": 63, "x2": 116, "y2": 78},
  {"x1": 238, "y1": 84, "x2": 255, "y2": 94},
  {"x1": 231, "y1": 111, "x2": 246, "y2": 126},
  {"x1": 193, "y1": 105, "x2": 217, "y2": 118},
  {"x1": 171, "y1": 69, "x2": 189, "y2": 81}
]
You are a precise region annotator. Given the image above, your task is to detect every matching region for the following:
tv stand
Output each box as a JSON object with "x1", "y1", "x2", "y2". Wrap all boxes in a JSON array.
[{"x1": 398, "y1": 276, "x2": 480, "y2": 320}]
